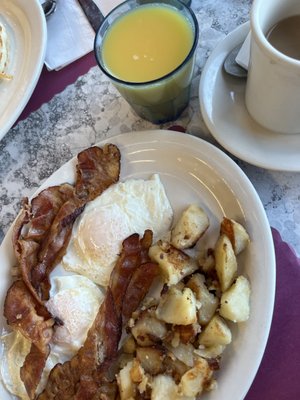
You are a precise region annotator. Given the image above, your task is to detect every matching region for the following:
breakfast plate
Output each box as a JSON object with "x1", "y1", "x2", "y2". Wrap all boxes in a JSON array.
[
  {"x1": 0, "y1": 0, "x2": 46, "y2": 141},
  {"x1": 0, "y1": 130, "x2": 275, "y2": 399},
  {"x1": 199, "y1": 22, "x2": 300, "y2": 171}
]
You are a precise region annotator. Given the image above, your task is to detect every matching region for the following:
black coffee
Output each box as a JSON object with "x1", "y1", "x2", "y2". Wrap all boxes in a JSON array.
[{"x1": 266, "y1": 15, "x2": 300, "y2": 60}]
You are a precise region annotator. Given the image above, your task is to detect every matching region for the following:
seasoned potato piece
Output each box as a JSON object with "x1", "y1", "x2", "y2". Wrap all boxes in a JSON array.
[
  {"x1": 163, "y1": 354, "x2": 190, "y2": 382},
  {"x1": 173, "y1": 323, "x2": 201, "y2": 344},
  {"x1": 136, "y1": 346, "x2": 165, "y2": 375},
  {"x1": 149, "y1": 241, "x2": 198, "y2": 285},
  {"x1": 215, "y1": 234, "x2": 237, "y2": 292},
  {"x1": 117, "y1": 360, "x2": 136, "y2": 400},
  {"x1": 186, "y1": 274, "x2": 219, "y2": 325},
  {"x1": 151, "y1": 374, "x2": 178, "y2": 400},
  {"x1": 118, "y1": 352, "x2": 135, "y2": 370},
  {"x1": 166, "y1": 342, "x2": 195, "y2": 368},
  {"x1": 130, "y1": 358, "x2": 146, "y2": 384},
  {"x1": 171, "y1": 204, "x2": 209, "y2": 249},
  {"x1": 156, "y1": 286, "x2": 197, "y2": 326},
  {"x1": 198, "y1": 315, "x2": 232, "y2": 347},
  {"x1": 178, "y1": 357, "x2": 212, "y2": 397},
  {"x1": 131, "y1": 312, "x2": 167, "y2": 346},
  {"x1": 198, "y1": 248, "x2": 215, "y2": 273},
  {"x1": 219, "y1": 275, "x2": 251, "y2": 322},
  {"x1": 194, "y1": 344, "x2": 226, "y2": 359},
  {"x1": 122, "y1": 334, "x2": 136, "y2": 354},
  {"x1": 220, "y1": 218, "x2": 250, "y2": 255}
]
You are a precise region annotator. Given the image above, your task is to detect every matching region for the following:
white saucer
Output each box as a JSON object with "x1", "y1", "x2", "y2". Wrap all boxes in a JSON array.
[{"x1": 199, "y1": 22, "x2": 300, "y2": 171}]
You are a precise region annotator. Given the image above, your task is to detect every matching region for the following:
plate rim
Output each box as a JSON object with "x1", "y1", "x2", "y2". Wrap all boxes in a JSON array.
[
  {"x1": 199, "y1": 21, "x2": 300, "y2": 172},
  {"x1": 0, "y1": 130, "x2": 276, "y2": 400},
  {"x1": 0, "y1": 0, "x2": 47, "y2": 141}
]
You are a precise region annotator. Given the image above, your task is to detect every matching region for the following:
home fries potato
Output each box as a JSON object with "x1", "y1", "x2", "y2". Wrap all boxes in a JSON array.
[{"x1": 116, "y1": 210, "x2": 251, "y2": 399}]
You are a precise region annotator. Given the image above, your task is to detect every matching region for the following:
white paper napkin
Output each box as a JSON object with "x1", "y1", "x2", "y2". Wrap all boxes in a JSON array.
[
  {"x1": 93, "y1": 0, "x2": 123, "y2": 16},
  {"x1": 44, "y1": 0, "x2": 122, "y2": 71}
]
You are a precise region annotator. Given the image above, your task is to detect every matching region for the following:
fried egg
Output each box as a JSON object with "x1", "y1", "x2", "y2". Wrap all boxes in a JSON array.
[
  {"x1": 46, "y1": 275, "x2": 104, "y2": 358},
  {"x1": 62, "y1": 174, "x2": 173, "y2": 286},
  {"x1": 0, "y1": 331, "x2": 30, "y2": 400},
  {"x1": 0, "y1": 275, "x2": 104, "y2": 399}
]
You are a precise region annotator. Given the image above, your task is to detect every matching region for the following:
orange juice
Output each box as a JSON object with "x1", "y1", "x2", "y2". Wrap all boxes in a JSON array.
[
  {"x1": 101, "y1": 4, "x2": 194, "y2": 83},
  {"x1": 95, "y1": 0, "x2": 198, "y2": 123}
]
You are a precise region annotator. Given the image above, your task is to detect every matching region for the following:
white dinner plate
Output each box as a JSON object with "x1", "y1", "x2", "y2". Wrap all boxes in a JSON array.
[
  {"x1": 0, "y1": 130, "x2": 275, "y2": 399},
  {"x1": 199, "y1": 22, "x2": 300, "y2": 171},
  {"x1": 0, "y1": 0, "x2": 47, "y2": 141}
]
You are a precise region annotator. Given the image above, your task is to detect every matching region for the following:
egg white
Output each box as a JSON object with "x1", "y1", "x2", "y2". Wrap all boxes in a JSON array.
[
  {"x1": 62, "y1": 174, "x2": 173, "y2": 286},
  {"x1": 46, "y1": 275, "x2": 104, "y2": 358}
]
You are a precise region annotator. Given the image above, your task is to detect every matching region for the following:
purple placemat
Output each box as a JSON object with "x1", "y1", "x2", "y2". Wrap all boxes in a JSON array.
[
  {"x1": 16, "y1": 52, "x2": 97, "y2": 124},
  {"x1": 245, "y1": 227, "x2": 300, "y2": 399}
]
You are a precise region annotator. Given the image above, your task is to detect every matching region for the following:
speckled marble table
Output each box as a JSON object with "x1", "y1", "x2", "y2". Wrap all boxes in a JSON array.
[{"x1": 0, "y1": 0, "x2": 299, "y2": 257}]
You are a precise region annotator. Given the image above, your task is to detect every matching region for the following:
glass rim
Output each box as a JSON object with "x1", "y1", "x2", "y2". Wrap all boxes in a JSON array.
[{"x1": 94, "y1": 0, "x2": 199, "y2": 87}]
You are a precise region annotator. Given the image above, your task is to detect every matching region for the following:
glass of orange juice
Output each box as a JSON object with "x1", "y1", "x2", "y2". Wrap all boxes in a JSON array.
[{"x1": 94, "y1": 0, "x2": 198, "y2": 124}]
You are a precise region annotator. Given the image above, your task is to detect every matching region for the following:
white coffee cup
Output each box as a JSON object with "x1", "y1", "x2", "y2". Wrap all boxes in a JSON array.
[{"x1": 245, "y1": 0, "x2": 300, "y2": 134}]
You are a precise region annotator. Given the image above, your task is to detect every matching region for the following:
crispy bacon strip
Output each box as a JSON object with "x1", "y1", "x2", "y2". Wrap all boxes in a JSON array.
[
  {"x1": 20, "y1": 344, "x2": 51, "y2": 400},
  {"x1": 12, "y1": 185, "x2": 77, "y2": 302},
  {"x1": 122, "y1": 261, "x2": 158, "y2": 323},
  {"x1": 4, "y1": 280, "x2": 54, "y2": 398},
  {"x1": 38, "y1": 231, "x2": 157, "y2": 400},
  {"x1": 75, "y1": 144, "x2": 121, "y2": 202},
  {"x1": 25, "y1": 184, "x2": 75, "y2": 243},
  {"x1": 31, "y1": 197, "x2": 85, "y2": 300},
  {"x1": 4, "y1": 280, "x2": 53, "y2": 345},
  {"x1": 109, "y1": 231, "x2": 152, "y2": 315}
]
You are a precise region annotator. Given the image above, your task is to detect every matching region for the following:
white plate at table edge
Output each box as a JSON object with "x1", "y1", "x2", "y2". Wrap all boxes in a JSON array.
[
  {"x1": 0, "y1": 130, "x2": 275, "y2": 400},
  {"x1": 0, "y1": 0, "x2": 46, "y2": 141},
  {"x1": 199, "y1": 22, "x2": 300, "y2": 172}
]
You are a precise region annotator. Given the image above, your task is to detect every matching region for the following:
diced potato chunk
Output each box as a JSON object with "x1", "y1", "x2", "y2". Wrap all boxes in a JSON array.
[
  {"x1": 122, "y1": 334, "x2": 136, "y2": 354},
  {"x1": 186, "y1": 274, "x2": 219, "y2": 325},
  {"x1": 199, "y1": 315, "x2": 232, "y2": 347},
  {"x1": 149, "y1": 241, "x2": 198, "y2": 285},
  {"x1": 131, "y1": 312, "x2": 167, "y2": 346},
  {"x1": 178, "y1": 357, "x2": 212, "y2": 397},
  {"x1": 130, "y1": 358, "x2": 146, "y2": 384},
  {"x1": 156, "y1": 286, "x2": 197, "y2": 326},
  {"x1": 194, "y1": 344, "x2": 226, "y2": 359},
  {"x1": 220, "y1": 218, "x2": 250, "y2": 255},
  {"x1": 215, "y1": 234, "x2": 237, "y2": 292},
  {"x1": 136, "y1": 346, "x2": 165, "y2": 375},
  {"x1": 171, "y1": 204, "x2": 209, "y2": 249},
  {"x1": 151, "y1": 374, "x2": 178, "y2": 400},
  {"x1": 173, "y1": 323, "x2": 201, "y2": 344},
  {"x1": 166, "y1": 342, "x2": 195, "y2": 367},
  {"x1": 117, "y1": 360, "x2": 136, "y2": 400},
  {"x1": 219, "y1": 276, "x2": 251, "y2": 322},
  {"x1": 198, "y1": 248, "x2": 215, "y2": 273}
]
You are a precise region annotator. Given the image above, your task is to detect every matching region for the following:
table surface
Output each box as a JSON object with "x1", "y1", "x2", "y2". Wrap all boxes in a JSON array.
[{"x1": 1, "y1": 0, "x2": 300, "y2": 399}]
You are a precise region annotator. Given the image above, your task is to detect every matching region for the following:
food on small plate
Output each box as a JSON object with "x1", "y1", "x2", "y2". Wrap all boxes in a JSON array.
[
  {"x1": 0, "y1": 22, "x2": 12, "y2": 80},
  {"x1": 0, "y1": 143, "x2": 252, "y2": 400}
]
